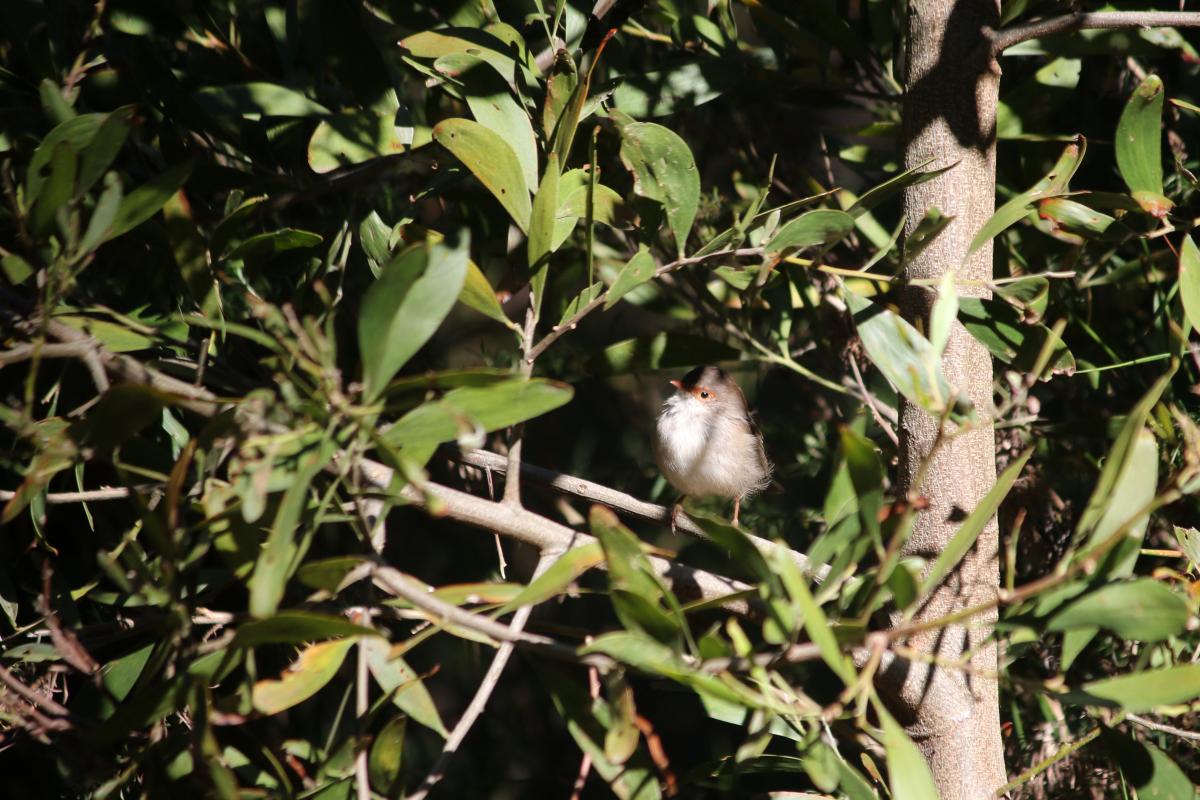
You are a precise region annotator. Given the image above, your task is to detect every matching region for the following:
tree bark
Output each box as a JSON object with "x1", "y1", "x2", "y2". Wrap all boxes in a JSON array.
[{"x1": 889, "y1": 0, "x2": 1007, "y2": 796}]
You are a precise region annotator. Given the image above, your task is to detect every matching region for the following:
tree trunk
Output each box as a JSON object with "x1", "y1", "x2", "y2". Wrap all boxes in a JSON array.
[{"x1": 889, "y1": 0, "x2": 1007, "y2": 796}]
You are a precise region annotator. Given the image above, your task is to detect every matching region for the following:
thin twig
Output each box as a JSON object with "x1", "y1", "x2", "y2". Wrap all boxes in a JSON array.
[
  {"x1": 848, "y1": 355, "x2": 899, "y2": 447},
  {"x1": 0, "y1": 486, "x2": 149, "y2": 503},
  {"x1": 355, "y1": 614, "x2": 371, "y2": 800},
  {"x1": 503, "y1": 306, "x2": 539, "y2": 508},
  {"x1": 1126, "y1": 712, "x2": 1200, "y2": 742},
  {"x1": 987, "y1": 11, "x2": 1200, "y2": 55},
  {"x1": 405, "y1": 555, "x2": 555, "y2": 800}
]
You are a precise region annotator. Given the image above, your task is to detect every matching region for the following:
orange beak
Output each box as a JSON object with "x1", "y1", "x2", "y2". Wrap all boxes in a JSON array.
[{"x1": 669, "y1": 379, "x2": 683, "y2": 390}]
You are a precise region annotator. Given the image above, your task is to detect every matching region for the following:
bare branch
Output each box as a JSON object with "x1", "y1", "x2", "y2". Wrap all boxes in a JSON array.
[
  {"x1": 453, "y1": 448, "x2": 825, "y2": 580},
  {"x1": 503, "y1": 306, "x2": 539, "y2": 508},
  {"x1": 1127, "y1": 712, "x2": 1200, "y2": 742},
  {"x1": 0, "y1": 486, "x2": 146, "y2": 503},
  {"x1": 355, "y1": 459, "x2": 755, "y2": 614},
  {"x1": 988, "y1": 11, "x2": 1200, "y2": 55}
]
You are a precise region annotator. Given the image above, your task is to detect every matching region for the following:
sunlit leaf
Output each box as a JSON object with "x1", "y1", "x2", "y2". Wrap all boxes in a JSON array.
[
  {"x1": 363, "y1": 637, "x2": 447, "y2": 736},
  {"x1": 1116, "y1": 75, "x2": 1167, "y2": 213},
  {"x1": 765, "y1": 209, "x2": 855, "y2": 256},
  {"x1": 1080, "y1": 664, "x2": 1200, "y2": 712},
  {"x1": 433, "y1": 118, "x2": 532, "y2": 231},
  {"x1": 1179, "y1": 235, "x2": 1200, "y2": 335},
  {"x1": 605, "y1": 247, "x2": 656, "y2": 309},
  {"x1": 194, "y1": 83, "x2": 330, "y2": 118},
  {"x1": 359, "y1": 231, "x2": 470, "y2": 400},
  {"x1": 252, "y1": 639, "x2": 355, "y2": 715},
  {"x1": 619, "y1": 121, "x2": 700, "y2": 255},
  {"x1": 233, "y1": 612, "x2": 381, "y2": 647},
  {"x1": 1048, "y1": 579, "x2": 1187, "y2": 641}
]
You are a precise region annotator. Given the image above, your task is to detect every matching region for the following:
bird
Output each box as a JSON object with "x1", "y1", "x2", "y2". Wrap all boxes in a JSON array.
[{"x1": 654, "y1": 365, "x2": 771, "y2": 528}]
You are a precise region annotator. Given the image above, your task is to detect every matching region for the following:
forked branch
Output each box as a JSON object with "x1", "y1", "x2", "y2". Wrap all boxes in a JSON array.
[{"x1": 988, "y1": 11, "x2": 1200, "y2": 55}]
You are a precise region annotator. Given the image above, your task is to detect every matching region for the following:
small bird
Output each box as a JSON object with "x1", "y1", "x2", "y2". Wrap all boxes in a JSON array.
[{"x1": 654, "y1": 365, "x2": 771, "y2": 528}]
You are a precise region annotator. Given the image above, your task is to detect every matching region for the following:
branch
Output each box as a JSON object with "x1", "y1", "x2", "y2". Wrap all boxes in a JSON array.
[
  {"x1": 405, "y1": 555, "x2": 555, "y2": 800},
  {"x1": 987, "y1": 11, "x2": 1200, "y2": 55},
  {"x1": 370, "y1": 564, "x2": 611, "y2": 668},
  {"x1": 453, "y1": 448, "x2": 825, "y2": 580},
  {"x1": 4, "y1": 291, "x2": 758, "y2": 614},
  {"x1": 524, "y1": 247, "x2": 763, "y2": 362},
  {"x1": 1127, "y1": 712, "x2": 1200, "y2": 742}
]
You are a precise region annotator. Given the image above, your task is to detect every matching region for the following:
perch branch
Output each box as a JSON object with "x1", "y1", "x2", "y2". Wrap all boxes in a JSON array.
[
  {"x1": 453, "y1": 448, "x2": 825, "y2": 580},
  {"x1": 987, "y1": 11, "x2": 1200, "y2": 54}
]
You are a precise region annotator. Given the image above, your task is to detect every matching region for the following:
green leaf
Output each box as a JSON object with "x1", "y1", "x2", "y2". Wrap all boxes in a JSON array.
[
  {"x1": 105, "y1": 161, "x2": 193, "y2": 243},
  {"x1": 1081, "y1": 664, "x2": 1200, "y2": 712},
  {"x1": 540, "y1": 662, "x2": 664, "y2": 800},
  {"x1": 496, "y1": 542, "x2": 605, "y2": 614},
  {"x1": 26, "y1": 113, "x2": 104, "y2": 201},
  {"x1": 848, "y1": 160, "x2": 952, "y2": 217},
  {"x1": 252, "y1": 639, "x2": 355, "y2": 715},
  {"x1": 78, "y1": 105, "x2": 135, "y2": 195},
  {"x1": 929, "y1": 270, "x2": 957, "y2": 356},
  {"x1": 224, "y1": 228, "x2": 323, "y2": 261},
  {"x1": 1115, "y1": 75, "x2": 1165, "y2": 200},
  {"x1": 919, "y1": 448, "x2": 1031, "y2": 601},
  {"x1": 435, "y1": 53, "x2": 538, "y2": 190},
  {"x1": 1074, "y1": 368, "x2": 1174, "y2": 553},
  {"x1": 31, "y1": 141, "x2": 76, "y2": 235},
  {"x1": 1, "y1": 254, "x2": 33, "y2": 285},
  {"x1": 401, "y1": 28, "x2": 527, "y2": 87},
  {"x1": 297, "y1": 556, "x2": 370, "y2": 592},
  {"x1": 1077, "y1": 428, "x2": 1159, "y2": 578},
  {"x1": 233, "y1": 612, "x2": 382, "y2": 647},
  {"x1": 459, "y1": 261, "x2": 516, "y2": 329},
  {"x1": 363, "y1": 637, "x2": 448, "y2": 736},
  {"x1": 1100, "y1": 730, "x2": 1196, "y2": 800},
  {"x1": 194, "y1": 83, "x2": 330, "y2": 118},
  {"x1": 77, "y1": 174, "x2": 124, "y2": 256},
  {"x1": 558, "y1": 282, "x2": 603, "y2": 328},
  {"x1": 1048, "y1": 579, "x2": 1188, "y2": 641},
  {"x1": 846, "y1": 289, "x2": 964, "y2": 418},
  {"x1": 529, "y1": 152, "x2": 560, "y2": 315},
  {"x1": 1036, "y1": 197, "x2": 1115, "y2": 239},
  {"x1": 619, "y1": 121, "x2": 700, "y2": 255},
  {"x1": 382, "y1": 378, "x2": 573, "y2": 451},
  {"x1": 359, "y1": 231, "x2": 471, "y2": 400},
  {"x1": 248, "y1": 444, "x2": 335, "y2": 617},
  {"x1": 765, "y1": 209, "x2": 855, "y2": 256},
  {"x1": 957, "y1": 298, "x2": 1075, "y2": 377},
  {"x1": 433, "y1": 118, "x2": 532, "y2": 232},
  {"x1": 968, "y1": 136, "x2": 1085, "y2": 253},
  {"x1": 1179, "y1": 235, "x2": 1200, "y2": 335},
  {"x1": 368, "y1": 715, "x2": 406, "y2": 794},
  {"x1": 1173, "y1": 525, "x2": 1200, "y2": 568},
  {"x1": 590, "y1": 506, "x2": 680, "y2": 645},
  {"x1": 605, "y1": 247, "x2": 657, "y2": 309},
  {"x1": 878, "y1": 703, "x2": 939, "y2": 800},
  {"x1": 307, "y1": 112, "x2": 411, "y2": 173}
]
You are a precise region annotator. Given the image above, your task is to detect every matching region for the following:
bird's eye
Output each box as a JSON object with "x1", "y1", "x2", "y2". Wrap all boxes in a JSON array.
[{"x1": 699, "y1": 391, "x2": 710, "y2": 399}]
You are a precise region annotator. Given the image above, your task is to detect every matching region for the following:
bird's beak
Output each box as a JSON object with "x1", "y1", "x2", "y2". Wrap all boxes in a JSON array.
[{"x1": 669, "y1": 379, "x2": 683, "y2": 390}]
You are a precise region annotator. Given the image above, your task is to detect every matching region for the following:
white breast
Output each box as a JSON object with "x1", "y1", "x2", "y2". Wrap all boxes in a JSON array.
[{"x1": 654, "y1": 395, "x2": 767, "y2": 499}]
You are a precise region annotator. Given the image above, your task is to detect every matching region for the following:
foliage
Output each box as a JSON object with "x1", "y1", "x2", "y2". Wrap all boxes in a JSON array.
[{"x1": 1, "y1": 1, "x2": 1200, "y2": 798}]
